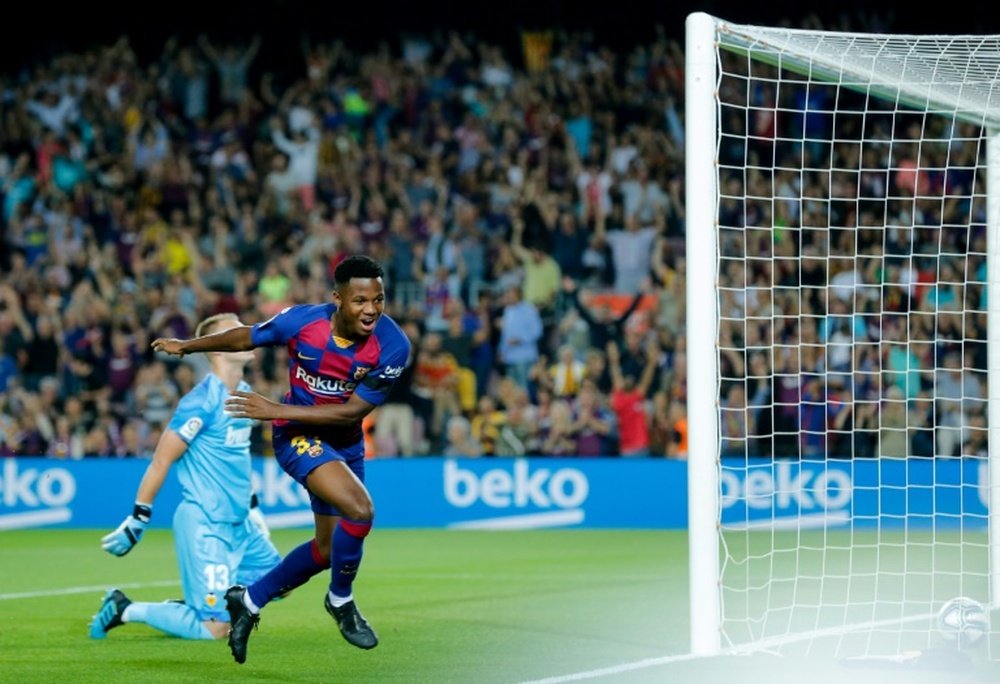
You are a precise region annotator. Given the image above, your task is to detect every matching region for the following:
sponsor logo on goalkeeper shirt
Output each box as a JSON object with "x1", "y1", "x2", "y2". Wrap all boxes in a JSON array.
[
  {"x1": 225, "y1": 425, "x2": 252, "y2": 446},
  {"x1": 0, "y1": 460, "x2": 75, "y2": 529}
]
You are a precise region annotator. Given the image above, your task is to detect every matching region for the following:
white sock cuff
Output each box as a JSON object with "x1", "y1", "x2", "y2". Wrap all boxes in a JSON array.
[
  {"x1": 242, "y1": 590, "x2": 261, "y2": 614},
  {"x1": 327, "y1": 591, "x2": 353, "y2": 608}
]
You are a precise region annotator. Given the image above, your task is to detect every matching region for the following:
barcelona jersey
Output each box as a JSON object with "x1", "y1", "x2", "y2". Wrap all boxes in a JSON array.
[{"x1": 250, "y1": 303, "x2": 410, "y2": 449}]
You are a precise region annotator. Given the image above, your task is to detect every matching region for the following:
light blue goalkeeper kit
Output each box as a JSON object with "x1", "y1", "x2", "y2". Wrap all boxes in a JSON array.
[
  {"x1": 167, "y1": 373, "x2": 281, "y2": 624},
  {"x1": 170, "y1": 373, "x2": 257, "y2": 524},
  {"x1": 93, "y1": 373, "x2": 281, "y2": 640}
]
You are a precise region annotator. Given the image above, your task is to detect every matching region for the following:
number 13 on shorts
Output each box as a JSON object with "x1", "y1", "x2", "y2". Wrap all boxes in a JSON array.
[{"x1": 204, "y1": 563, "x2": 230, "y2": 592}]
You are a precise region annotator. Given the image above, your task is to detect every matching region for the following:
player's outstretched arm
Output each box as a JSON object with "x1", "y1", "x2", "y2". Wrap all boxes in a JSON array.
[
  {"x1": 100, "y1": 430, "x2": 187, "y2": 556},
  {"x1": 225, "y1": 390, "x2": 375, "y2": 427},
  {"x1": 152, "y1": 325, "x2": 255, "y2": 357}
]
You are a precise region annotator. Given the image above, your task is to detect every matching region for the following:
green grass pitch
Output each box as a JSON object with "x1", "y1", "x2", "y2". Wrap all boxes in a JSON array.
[{"x1": 2, "y1": 528, "x2": 998, "y2": 683}]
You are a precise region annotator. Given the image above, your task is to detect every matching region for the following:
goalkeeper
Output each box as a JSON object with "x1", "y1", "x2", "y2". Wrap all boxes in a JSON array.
[{"x1": 89, "y1": 313, "x2": 282, "y2": 640}]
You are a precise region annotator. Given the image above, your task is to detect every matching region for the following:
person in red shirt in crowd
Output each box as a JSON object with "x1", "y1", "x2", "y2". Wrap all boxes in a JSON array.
[{"x1": 605, "y1": 339, "x2": 659, "y2": 457}]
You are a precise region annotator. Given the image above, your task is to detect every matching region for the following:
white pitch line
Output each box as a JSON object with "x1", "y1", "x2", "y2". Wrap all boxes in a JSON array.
[
  {"x1": 0, "y1": 580, "x2": 179, "y2": 600},
  {"x1": 449, "y1": 509, "x2": 586, "y2": 530},
  {"x1": 0, "y1": 572, "x2": 663, "y2": 602},
  {"x1": 518, "y1": 653, "x2": 710, "y2": 684},
  {"x1": 518, "y1": 605, "x2": 1000, "y2": 684}
]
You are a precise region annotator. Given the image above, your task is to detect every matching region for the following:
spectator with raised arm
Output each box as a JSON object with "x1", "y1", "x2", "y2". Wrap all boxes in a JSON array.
[
  {"x1": 198, "y1": 34, "x2": 262, "y2": 107},
  {"x1": 509, "y1": 204, "x2": 562, "y2": 326},
  {"x1": 606, "y1": 339, "x2": 658, "y2": 457},
  {"x1": 561, "y1": 276, "x2": 645, "y2": 353},
  {"x1": 270, "y1": 110, "x2": 320, "y2": 213},
  {"x1": 594, "y1": 201, "x2": 663, "y2": 295}
]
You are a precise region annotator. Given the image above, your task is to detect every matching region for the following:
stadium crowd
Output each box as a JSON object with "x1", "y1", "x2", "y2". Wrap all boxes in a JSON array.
[
  {"x1": 0, "y1": 13, "x2": 986, "y2": 460},
  {"x1": 0, "y1": 29, "x2": 683, "y2": 459}
]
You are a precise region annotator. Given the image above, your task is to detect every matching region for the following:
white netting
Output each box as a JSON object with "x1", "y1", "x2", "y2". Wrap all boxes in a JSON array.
[{"x1": 707, "y1": 20, "x2": 999, "y2": 659}]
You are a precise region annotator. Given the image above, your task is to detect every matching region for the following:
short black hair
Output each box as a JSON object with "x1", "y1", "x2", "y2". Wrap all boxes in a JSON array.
[{"x1": 334, "y1": 254, "x2": 384, "y2": 285}]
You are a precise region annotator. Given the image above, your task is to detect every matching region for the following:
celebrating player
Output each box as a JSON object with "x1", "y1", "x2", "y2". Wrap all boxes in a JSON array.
[
  {"x1": 89, "y1": 313, "x2": 282, "y2": 641},
  {"x1": 151, "y1": 255, "x2": 411, "y2": 664}
]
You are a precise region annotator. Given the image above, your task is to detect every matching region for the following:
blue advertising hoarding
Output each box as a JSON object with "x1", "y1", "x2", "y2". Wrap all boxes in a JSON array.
[
  {"x1": 719, "y1": 458, "x2": 990, "y2": 529},
  {"x1": 0, "y1": 456, "x2": 989, "y2": 531}
]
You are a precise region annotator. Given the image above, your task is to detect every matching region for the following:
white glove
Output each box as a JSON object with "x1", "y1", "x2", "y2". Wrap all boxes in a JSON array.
[{"x1": 101, "y1": 503, "x2": 152, "y2": 556}]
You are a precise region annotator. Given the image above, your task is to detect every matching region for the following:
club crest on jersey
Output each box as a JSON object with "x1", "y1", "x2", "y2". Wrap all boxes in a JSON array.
[
  {"x1": 308, "y1": 443, "x2": 324, "y2": 457},
  {"x1": 205, "y1": 593, "x2": 217, "y2": 608},
  {"x1": 353, "y1": 366, "x2": 371, "y2": 380}
]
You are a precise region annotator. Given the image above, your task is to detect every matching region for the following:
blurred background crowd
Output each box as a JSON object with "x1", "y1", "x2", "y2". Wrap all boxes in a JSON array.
[
  {"x1": 0, "y1": 11, "x2": 988, "y2": 460},
  {"x1": 0, "y1": 27, "x2": 684, "y2": 459}
]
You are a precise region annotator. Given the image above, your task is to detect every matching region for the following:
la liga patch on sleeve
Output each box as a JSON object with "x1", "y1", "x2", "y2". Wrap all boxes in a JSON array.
[{"x1": 179, "y1": 417, "x2": 203, "y2": 441}]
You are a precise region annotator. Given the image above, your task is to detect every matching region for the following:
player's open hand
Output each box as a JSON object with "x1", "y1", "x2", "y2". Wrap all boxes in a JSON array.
[
  {"x1": 225, "y1": 390, "x2": 282, "y2": 420},
  {"x1": 101, "y1": 504, "x2": 152, "y2": 556},
  {"x1": 151, "y1": 337, "x2": 186, "y2": 357}
]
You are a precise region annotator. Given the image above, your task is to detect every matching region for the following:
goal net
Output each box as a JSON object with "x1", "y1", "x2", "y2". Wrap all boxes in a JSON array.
[{"x1": 685, "y1": 12, "x2": 1000, "y2": 660}]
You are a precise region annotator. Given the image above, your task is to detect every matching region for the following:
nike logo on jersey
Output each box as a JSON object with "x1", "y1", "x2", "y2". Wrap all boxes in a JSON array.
[{"x1": 297, "y1": 352, "x2": 319, "y2": 361}]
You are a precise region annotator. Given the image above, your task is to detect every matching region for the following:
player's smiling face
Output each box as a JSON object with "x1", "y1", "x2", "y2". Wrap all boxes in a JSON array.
[{"x1": 333, "y1": 277, "x2": 385, "y2": 340}]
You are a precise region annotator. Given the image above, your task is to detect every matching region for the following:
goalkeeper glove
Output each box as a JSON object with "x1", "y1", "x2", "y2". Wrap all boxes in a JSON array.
[
  {"x1": 247, "y1": 492, "x2": 271, "y2": 538},
  {"x1": 101, "y1": 503, "x2": 152, "y2": 556}
]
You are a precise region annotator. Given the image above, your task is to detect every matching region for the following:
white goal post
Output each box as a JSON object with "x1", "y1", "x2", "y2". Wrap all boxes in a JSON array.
[{"x1": 685, "y1": 11, "x2": 1000, "y2": 658}]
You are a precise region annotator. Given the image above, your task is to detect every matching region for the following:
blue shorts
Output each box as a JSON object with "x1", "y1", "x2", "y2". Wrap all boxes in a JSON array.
[
  {"x1": 272, "y1": 428, "x2": 365, "y2": 517},
  {"x1": 173, "y1": 501, "x2": 282, "y2": 621}
]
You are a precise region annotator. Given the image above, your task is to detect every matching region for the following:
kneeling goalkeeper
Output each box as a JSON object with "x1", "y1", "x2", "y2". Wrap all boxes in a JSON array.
[{"x1": 89, "y1": 314, "x2": 281, "y2": 640}]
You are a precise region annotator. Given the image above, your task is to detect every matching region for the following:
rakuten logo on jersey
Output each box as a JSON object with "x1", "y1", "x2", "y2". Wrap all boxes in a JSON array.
[
  {"x1": 295, "y1": 366, "x2": 356, "y2": 396},
  {"x1": 443, "y1": 460, "x2": 589, "y2": 529},
  {"x1": 0, "y1": 460, "x2": 76, "y2": 529}
]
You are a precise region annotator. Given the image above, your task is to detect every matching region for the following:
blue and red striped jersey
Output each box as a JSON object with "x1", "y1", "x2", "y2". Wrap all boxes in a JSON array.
[{"x1": 250, "y1": 303, "x2": 411, "y2": 446}]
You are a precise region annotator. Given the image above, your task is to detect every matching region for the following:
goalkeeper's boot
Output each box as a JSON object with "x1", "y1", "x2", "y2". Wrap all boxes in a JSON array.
[
  {"x1": 225, "y1": 585, "x2": 259, "y2": 664},
  {"x1": 324, "y1": 594, "x2": 378, "y2": 649},
  {"x1": 88, "y1": 588, "x2": 131, "y2": 639}
]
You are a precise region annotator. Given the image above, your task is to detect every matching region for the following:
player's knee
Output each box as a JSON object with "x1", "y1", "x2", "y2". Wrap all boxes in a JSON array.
[
  {"x1": 205, "y1": 620, "x2": 230, "y2": 640},
  {"x1": 339, "y1": 517, "x2": 374, "y2": 538},
  {"x1": 341, "y1": 496, "x2": 375, "y2": 523}
]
